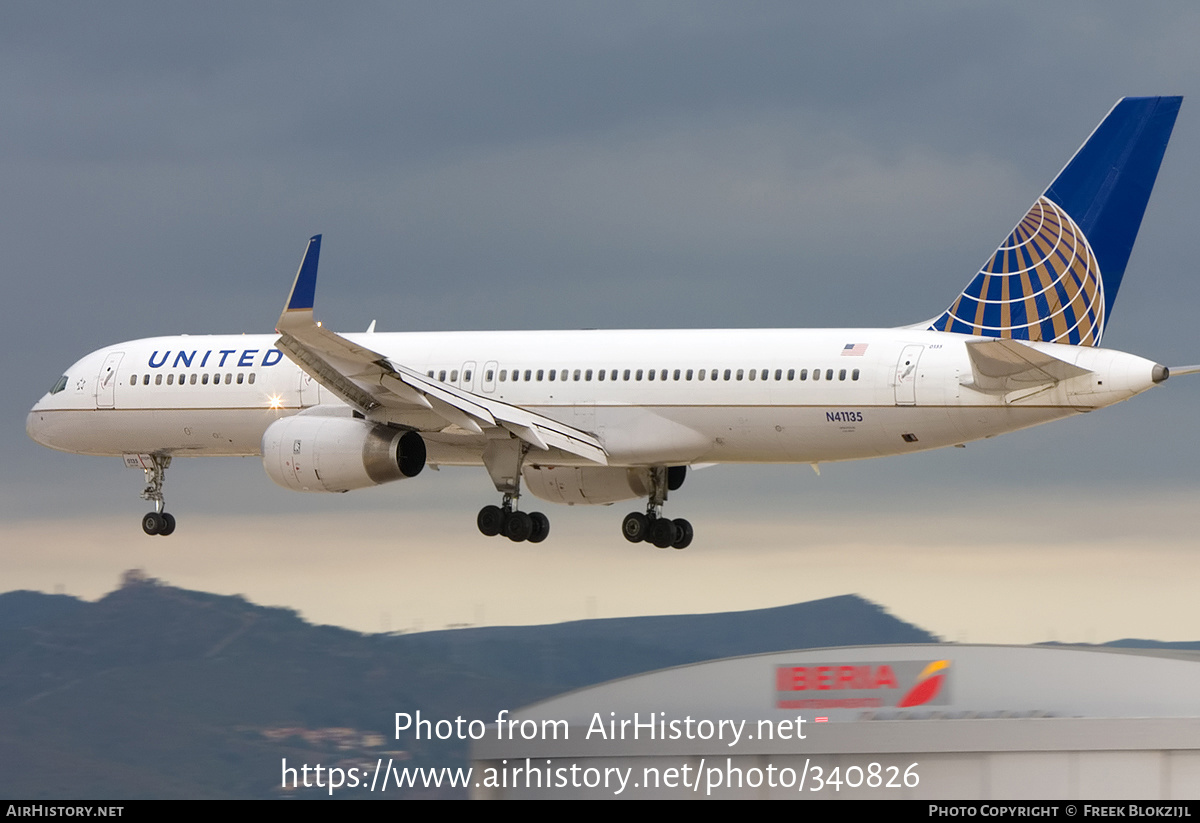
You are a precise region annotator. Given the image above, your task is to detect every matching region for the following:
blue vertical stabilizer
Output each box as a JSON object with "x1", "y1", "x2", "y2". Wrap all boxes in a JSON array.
[{"x1": 930, "y1": 97, "x2": 1181, "y2": 345}]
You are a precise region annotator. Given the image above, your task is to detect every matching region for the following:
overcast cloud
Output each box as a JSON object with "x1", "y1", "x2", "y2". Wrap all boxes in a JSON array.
[{"x1": 5, "y1": 3, "x2": 1200, "y2": 639}]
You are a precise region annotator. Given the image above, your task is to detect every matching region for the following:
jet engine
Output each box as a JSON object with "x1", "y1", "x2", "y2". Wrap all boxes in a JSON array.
[
  {"x1": 262, "y1": 416, "x2": 425, "y2": 493},
  {"x1": 522, "y1": 465, "x2": 685, "y2": 506}
]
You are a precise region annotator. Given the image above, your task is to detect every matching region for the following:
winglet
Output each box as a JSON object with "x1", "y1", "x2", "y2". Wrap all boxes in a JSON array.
[{"x1": 278, "y1": 235, "x2": 322, "y2": 330}]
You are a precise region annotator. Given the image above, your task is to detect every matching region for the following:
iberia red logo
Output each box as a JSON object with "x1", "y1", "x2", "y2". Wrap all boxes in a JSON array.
[{"x1": 896, "y1": 660, "x2": 949, "y2": 708}]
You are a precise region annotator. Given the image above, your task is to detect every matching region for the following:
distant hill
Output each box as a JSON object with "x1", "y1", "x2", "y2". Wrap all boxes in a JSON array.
[
  {"x1": 399, "y1": 595, "x2": 936, "y2": 692},
  {"x1": 1101, "y1": 639, "x2": 1200, "y2": 652},
  {"x1": 1038, "y1": 638, "x2": 1200, "y2": 655},
  {"x1": 0, "y1": 588, "x2": 88, "y2": 630},
  {"x1": 0, "y1": 573, "x2": 934, "y2": 798}
]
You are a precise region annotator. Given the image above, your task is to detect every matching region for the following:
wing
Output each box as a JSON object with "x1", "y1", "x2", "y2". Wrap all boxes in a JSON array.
[{"x1": 273, "y1": 236, "x2": 608, "y2": 465}]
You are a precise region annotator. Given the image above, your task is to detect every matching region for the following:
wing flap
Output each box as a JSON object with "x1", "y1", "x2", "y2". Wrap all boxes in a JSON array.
[
  {"x1": 387, "y1": 363, "x2": 607, "y2": 461},
  {"x1": 276, "y1": 331, "x2": 385, "y2": 412}
]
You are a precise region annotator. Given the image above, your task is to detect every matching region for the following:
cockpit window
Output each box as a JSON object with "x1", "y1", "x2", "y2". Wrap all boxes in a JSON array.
[{"x1": 49, "y1": 375, "x2": 68, "y2": 395}]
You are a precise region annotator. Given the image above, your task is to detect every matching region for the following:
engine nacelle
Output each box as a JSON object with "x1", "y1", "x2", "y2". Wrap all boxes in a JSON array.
[
  {"x1": 262, "y1": 416, "x2": 425, "y2": 493},
  {"x1": 522, "y1": 465, "x2": 656, "y2": 506}
]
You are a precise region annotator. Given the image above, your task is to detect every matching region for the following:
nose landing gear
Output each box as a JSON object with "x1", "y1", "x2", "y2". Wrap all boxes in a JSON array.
[
  {"x1": 133, "y1": 454, "x2": 176, "y2": 536},
  {"x1": 142, "y1": 510, "x2": 176, "y2": 536}
]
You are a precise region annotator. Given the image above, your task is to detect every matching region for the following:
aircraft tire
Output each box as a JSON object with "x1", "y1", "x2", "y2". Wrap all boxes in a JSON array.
[
  {"x1": 142, "y1": 512, "x2": 163, "y2": 536},
  {"x1": 477, "y1": 505, "x2": 504, "y2": 536},
  {"x1": 528, "y1": 512, "x2": 550, "y2": 543},
  {"x1": 159, "y1": 512, "x2": 176, "y2": 536},
  {"x1": 649, "y1": 517, "x2": 677, "y2": 549},
  {"x1": 622, "y1": 512, "x2": 649, "y2": 543},
  {"x1": 505, "y1": 511, "x2": 533, "y2": 542},
  {"x1": 671, "y1": 519, "x2": 693, "y2": 549}
]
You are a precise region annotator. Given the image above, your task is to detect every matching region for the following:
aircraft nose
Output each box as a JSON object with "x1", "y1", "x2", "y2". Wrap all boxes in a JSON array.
[
  {"x1": 26, "y1": 408, "x2": 44, "y2": 445},
  {"x1": 26, "y1": 406, "x2": 53, "y2": 448},
  {"x1": 26, "y1": 401, "x2": 60, "y2": 450}
]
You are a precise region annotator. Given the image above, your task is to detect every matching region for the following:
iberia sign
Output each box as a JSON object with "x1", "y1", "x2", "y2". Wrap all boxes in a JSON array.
[{"x1": 774, "y1": 660, "x2": 951, "y2": 710}]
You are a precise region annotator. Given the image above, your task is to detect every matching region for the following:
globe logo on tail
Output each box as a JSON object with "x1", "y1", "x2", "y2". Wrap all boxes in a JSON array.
[{"x1": 931, "y1": 196, "x2": 1104, "y2": 346}]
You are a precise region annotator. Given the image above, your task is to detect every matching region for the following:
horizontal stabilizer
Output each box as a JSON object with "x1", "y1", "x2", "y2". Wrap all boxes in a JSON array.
[{"x1": 964, "y1": 338, "x2": 1091, "y2": 393}]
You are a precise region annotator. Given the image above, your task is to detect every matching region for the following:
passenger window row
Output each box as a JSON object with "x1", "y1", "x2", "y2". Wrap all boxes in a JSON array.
[
  {"x1": 428, "y1": 367, "x2": 862, "y2": 383},
  {"x1": 129, "y1": 372, "x2": 257, "y2": 386}
]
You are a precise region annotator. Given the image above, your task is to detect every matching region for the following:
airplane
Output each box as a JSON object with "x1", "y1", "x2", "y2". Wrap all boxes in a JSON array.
[{"x1": 27, "y1": 96, "x2": 1198, "y2": 550}]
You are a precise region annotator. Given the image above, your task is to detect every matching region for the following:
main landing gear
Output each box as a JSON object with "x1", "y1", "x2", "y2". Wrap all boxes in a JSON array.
[
  {"x1": 137, "y1": 454, "x2": 177, "y2": 536},
  {"x1": 476, "y1": 436, "x2": 550, "y2": 543},
  {"x1": 622, "y1": 510, "x2": 693, "y2": 549},
  {"x1": 621, "y1": 465, "x2": 692, "y2": 549},
  {"x1": 477, "y1": 495, "x2": 550, "y2": 543}
]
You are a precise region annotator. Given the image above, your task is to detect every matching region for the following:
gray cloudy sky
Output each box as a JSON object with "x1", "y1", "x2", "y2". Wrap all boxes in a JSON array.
[{"x1": 5, "y1": 3, "x2": 1200, "y2": 642}]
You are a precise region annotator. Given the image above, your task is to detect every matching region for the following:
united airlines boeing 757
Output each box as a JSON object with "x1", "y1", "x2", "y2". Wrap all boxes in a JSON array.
[{"x1": 27, "y1": 97, "x2": 1197, "y2": 548}]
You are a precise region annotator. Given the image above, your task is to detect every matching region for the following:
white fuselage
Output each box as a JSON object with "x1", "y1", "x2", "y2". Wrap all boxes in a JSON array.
[{"x1": 26, "y1": 327, "x2": 1162, "y2": 470}]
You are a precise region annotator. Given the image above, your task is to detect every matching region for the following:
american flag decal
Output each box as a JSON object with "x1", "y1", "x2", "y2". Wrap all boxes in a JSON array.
[{"x1": 841, "y1": 343, "x2": 868, "y2": 356}]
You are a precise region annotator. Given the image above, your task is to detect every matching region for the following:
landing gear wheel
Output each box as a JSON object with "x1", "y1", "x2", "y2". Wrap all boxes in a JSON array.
[
  {"x1": 158, "y1": 512, "x2": 176, "y2": 537},
  {"x1": 671, "y1": 518, "x2": 693, "y2": 550},
  {"x1": 649, "y1": 517, "x2": 677, "y2": 549},
  {"x1": 622, "y1": 512, "x2": 649, "y2": 543},
  {"x1": 504, "y1": 511, "x2": 533, "y2": 542},
  {"x1": 142, "y1": 512, "x2": 164, "y2": 536},
  {"x1": 477, "y1": 505, "x2": 504, "y2": 537},
  {"x1": 527, "y1": 512, "x2": 550, "y2": 544}
]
